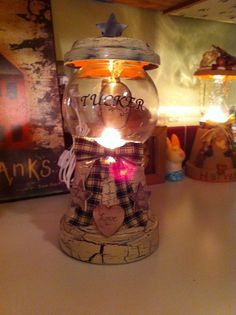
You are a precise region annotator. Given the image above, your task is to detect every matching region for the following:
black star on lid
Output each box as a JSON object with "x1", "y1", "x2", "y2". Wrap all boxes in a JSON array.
[{"x1": 96, "y1": 13, "x2": 127, "y2": 37}]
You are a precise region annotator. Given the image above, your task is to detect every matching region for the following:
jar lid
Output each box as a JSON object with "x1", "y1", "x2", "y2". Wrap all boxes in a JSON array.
[
  {"x1": 64, "y1": 37, "x2": 160, "y2": 70},
  {"x1": 194, "y1": 45, "x2": 236, "y2": 79}
]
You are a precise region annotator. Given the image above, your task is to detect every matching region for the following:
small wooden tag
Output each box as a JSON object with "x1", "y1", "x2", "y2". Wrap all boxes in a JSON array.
[{"x1": 93, "y1": 204, "x2": 124, "y2": 237}]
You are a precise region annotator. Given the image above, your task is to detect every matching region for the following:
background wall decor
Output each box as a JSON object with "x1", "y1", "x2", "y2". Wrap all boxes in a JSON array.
[{"x1": 0, "y1": 0, "x2": 66, "y2": 201}]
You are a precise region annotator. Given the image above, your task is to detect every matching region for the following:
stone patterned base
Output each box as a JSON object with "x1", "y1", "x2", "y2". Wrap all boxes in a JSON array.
[{"x1": 59, "y1": 215, "x2": 159, "y2": 264}]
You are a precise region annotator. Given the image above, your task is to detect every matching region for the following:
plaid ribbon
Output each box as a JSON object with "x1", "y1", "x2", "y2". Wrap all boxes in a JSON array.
[{"x1": 70, "y1": 137, "x2": 147, "y2": 228}]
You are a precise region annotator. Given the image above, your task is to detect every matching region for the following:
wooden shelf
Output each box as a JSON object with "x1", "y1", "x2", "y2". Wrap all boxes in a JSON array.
[
  {"x1": 103, "y1": 0, "x2": 236, "y2": 24},
  {"x1": 102, "y1": 0, "x2": 202, "y2": 11}
]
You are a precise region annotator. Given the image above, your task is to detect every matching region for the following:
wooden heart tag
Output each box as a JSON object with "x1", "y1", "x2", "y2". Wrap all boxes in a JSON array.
[{"x1": 93, "y1": 204, "x2": 125, "y2": 237}]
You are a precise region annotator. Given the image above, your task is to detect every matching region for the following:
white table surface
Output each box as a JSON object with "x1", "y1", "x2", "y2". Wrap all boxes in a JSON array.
[{"x1": 0, "y1": 178, "x2": 236, "y2": 315}]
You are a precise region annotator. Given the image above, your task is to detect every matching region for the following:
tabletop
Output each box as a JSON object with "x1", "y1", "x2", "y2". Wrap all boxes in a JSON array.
[{"x1": 0, "y1": 178, "x2": 236, "y2": 315}]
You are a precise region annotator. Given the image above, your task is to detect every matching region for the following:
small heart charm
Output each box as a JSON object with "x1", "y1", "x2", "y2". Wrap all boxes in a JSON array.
[{"x1": 93, "y1": 204, "x2": 125, "y2": 237}]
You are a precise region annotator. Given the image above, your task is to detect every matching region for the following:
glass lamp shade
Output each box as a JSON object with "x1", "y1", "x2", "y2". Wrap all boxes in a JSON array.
[
  {"x1": 62, "y1": 59, "x2": 159, "y2": 146},
  {"x1": 199, "y1": 75, "x2": 230, "y2": 123},
  {"x1": 194, "y1": 45, "x2": 236, "y2": 124}
]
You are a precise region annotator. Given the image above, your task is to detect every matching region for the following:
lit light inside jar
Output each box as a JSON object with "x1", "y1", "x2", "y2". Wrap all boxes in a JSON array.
[
  {"x1": 96, "y1": 127, "x2": 126, "y2": 149},
  {"x1": 108, "y1": 59, "x2": 122, "y2": 82},
  {"x1": 201, "y1": 107, "x2": 228, "y2": 123},
  {"x1": 213, "y1": 75, "x2": 226, "y2": 80},
  {"x1": 200, "y1": 75, "x2": 229, "y2": 123}
]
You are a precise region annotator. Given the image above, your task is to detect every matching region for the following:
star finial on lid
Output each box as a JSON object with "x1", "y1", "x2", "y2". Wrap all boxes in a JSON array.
[{"x1": 96, "y1": 13, "x2": 127, "y2": 37}]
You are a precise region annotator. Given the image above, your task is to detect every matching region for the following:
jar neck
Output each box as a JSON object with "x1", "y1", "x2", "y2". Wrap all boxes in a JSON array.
[{"x1": 77, "y1": 60, "x2": 147, "y2": 79}]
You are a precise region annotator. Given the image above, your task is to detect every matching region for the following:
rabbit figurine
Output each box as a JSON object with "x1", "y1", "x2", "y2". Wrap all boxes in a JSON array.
[{"x1": 165, "y1": 134, "x2": 185, "y2": 181}]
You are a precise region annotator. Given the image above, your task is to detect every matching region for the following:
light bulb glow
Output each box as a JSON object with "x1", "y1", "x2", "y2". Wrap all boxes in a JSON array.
[
  {"x1": 105, "y1": 156, "x2": 116, "y2": 164},
  {"x1": 96, "y1": 127, "x2": 126, "y2": 149},
  {"x1": 200, "y1": 107, "x2": 228, "y2": 123},
  {"x1": 200, "y1": 76, "x2": 229, "y2": 123},
  {"x1": 108, "y1": 60, "x2": 122, "y2": 82},
  {"x1": 213, "y1": 75, "x2": 225, "y2": 80}
]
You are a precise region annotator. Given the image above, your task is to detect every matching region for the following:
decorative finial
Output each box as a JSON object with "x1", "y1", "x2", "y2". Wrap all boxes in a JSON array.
[{"x1": 96, "y1": 13, "x2": 127, "y2": 37}]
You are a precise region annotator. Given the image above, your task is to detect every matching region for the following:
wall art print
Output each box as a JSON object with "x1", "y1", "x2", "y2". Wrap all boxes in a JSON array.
[{"x1": 0, "y1": 0, "x2": 66, "y2": 202}]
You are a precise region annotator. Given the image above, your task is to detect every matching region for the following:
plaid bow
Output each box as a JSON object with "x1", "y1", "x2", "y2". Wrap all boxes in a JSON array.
[{"x1": 70, "y1": 137, "x2": 148, "y2": 228}]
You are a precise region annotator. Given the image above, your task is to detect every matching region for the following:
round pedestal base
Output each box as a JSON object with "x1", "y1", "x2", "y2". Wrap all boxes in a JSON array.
[
  {"x1": 59, "y1": 215, "x2": 159, "y2": 264},
  {"x1": 185, "y1": 161, "x2": 236, "y2": 182}
]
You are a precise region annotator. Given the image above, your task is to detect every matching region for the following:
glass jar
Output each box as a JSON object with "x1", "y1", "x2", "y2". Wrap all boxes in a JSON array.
[
  {"x1": 63, "y1": 59, "x2": 159, "y2": 146},
  {"x1": 199, "y1": 75, "x2": 233, "y2": 123}
]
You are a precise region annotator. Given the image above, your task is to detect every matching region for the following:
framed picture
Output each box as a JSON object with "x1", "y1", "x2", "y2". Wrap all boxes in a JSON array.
[
  {"x1": 144, "y1": 126, "x2": 167, "y2": 185},
  {"x1": 0, "y1": 0, "x2": 66, "y2": 202}
]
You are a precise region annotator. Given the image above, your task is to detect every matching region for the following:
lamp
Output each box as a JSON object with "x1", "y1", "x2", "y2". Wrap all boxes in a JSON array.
[
  {"x1": 185, "y1": 45, "x2": 236, "y2": 182},
  {"x1": 59, "y1": 14, "x2": 160, "y2": 264}
]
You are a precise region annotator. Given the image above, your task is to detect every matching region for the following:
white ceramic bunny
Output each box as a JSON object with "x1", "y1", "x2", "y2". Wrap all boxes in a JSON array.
[{"x1": 165, "y1": 134, "x2": 185, "y2": 181}]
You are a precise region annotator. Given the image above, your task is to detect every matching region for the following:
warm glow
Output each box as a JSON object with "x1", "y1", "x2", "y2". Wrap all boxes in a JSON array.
[
  {"x1": 213, "y1": 75, "x2": 225, "y2": 80},
  {"x1": 108, "y1": 60, "x2": 114, "y2": 82},
  {"x1": 200, "y1": 75, "x2": 229, "y2": 123},
  {"x1": 96, "y1": 127, "x2": 126, "y2": 149},
  {"x1": 157, "y1": 105, "x2": 201, "y2": 125},
  {"x1": 158, "y1": 105, "x2": 200, "y2": 116},
  {"x1": 200, "y1": 107, "x2": 228, "y2": 123},
  {"x1": 108, "y1": 60, "x2": 122, "y2": 82},
  {"x1": 106, "y1": 156, "x2": 116, "y2": 164},
  {"x1": 108, "y1": 60, "x2": 114, "y2": 73}
]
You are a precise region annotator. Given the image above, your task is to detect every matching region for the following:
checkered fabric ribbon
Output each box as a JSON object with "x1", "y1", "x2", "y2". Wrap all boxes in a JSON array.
[{"x1": 70, "y1": 137, "x2": 148, "y2": 228}]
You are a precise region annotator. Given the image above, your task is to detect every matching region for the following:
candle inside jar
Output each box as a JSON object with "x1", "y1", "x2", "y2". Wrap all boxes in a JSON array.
[
  {"x1": 200, "y1": 75, "x2": 229, "y2": 123},
  {"x1": 201, "y1": 106, "x2": 228, "y2": 123},
  {"x1": 96, "y1": 127, "x2": 126, "y2": 149}
]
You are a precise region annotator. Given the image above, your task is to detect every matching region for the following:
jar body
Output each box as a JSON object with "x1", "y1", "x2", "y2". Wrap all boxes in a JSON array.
[
  {"x1": 199, "y1": 76, "x2": 235, "y2": 123},
  {"x1": 63, "y1": 60, "x2": 159, "y2": 143}
]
